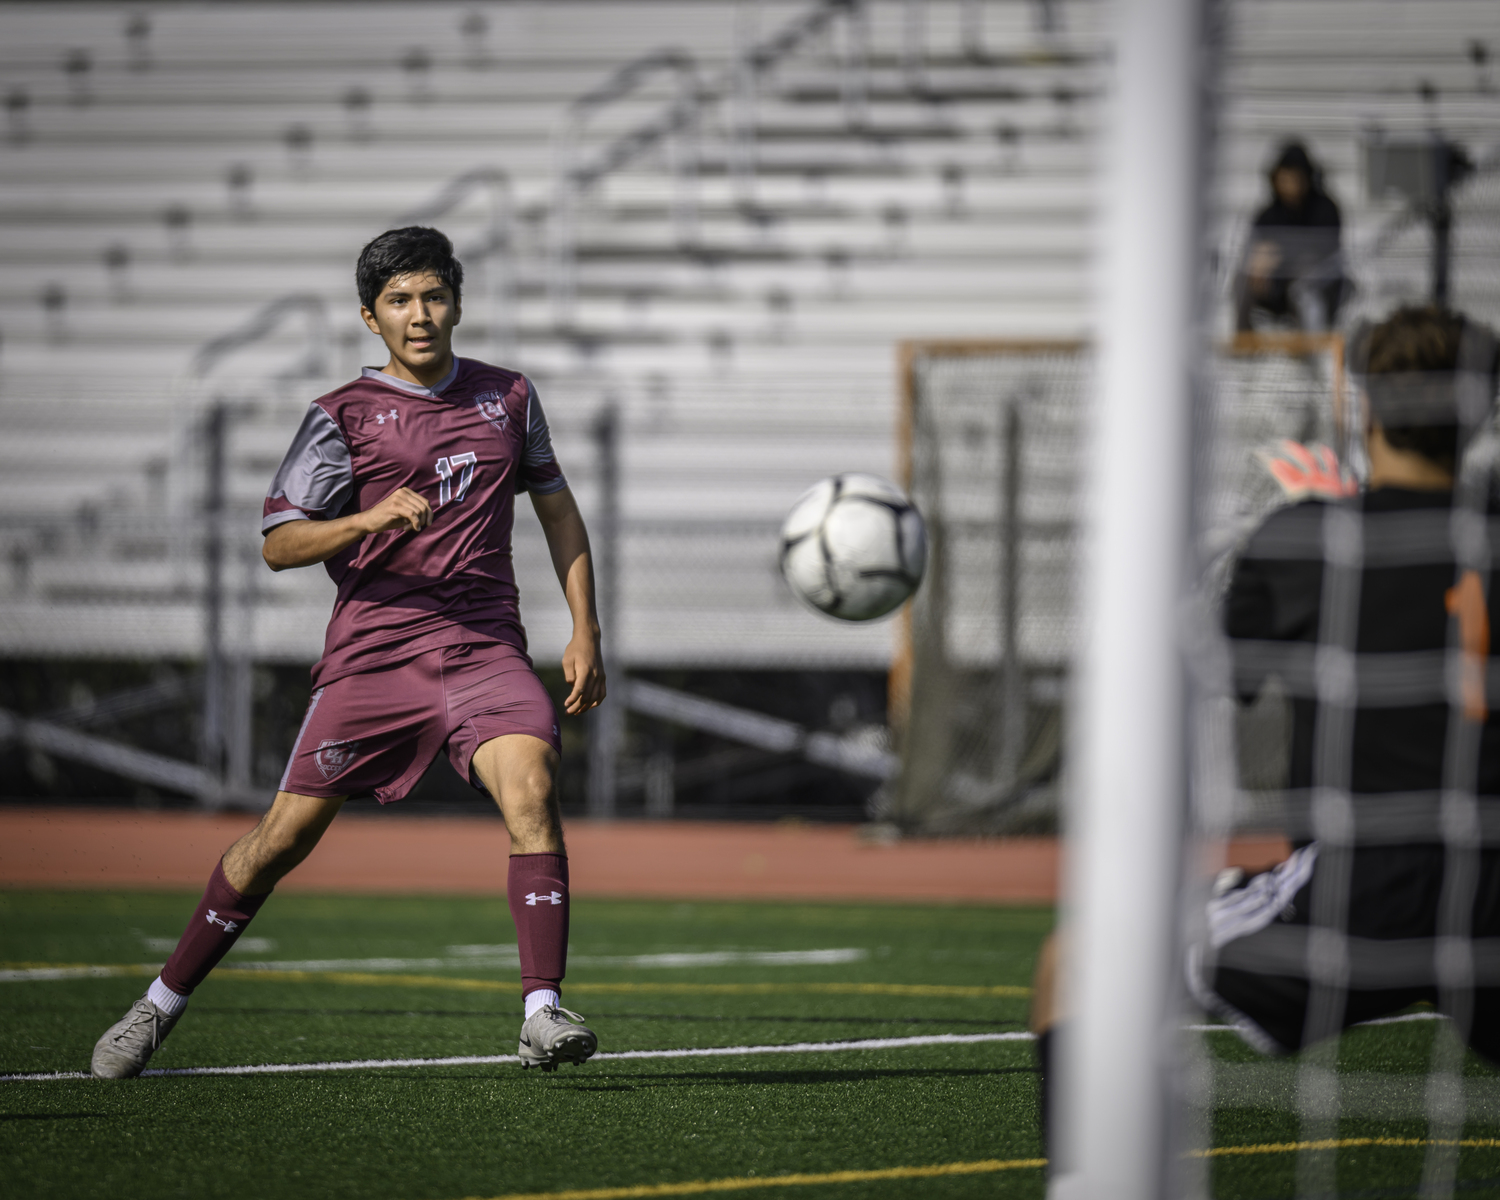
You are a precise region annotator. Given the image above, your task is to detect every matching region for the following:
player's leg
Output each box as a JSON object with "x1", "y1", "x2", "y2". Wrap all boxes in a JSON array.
[
  {"x1": 159, "y1": 790, "x2": 346, "y2": 999},
  {"x1": 1192, "y1": 848, "x2": 1434, "y2": 1053},
  {"x1": 472, "y1": 732, "x2": 565, "y2": 854},
  {"x1": 1029, "y1": 930, "x2": 1063, "y2": 1162},
  {"x1": 470, "y1": 733, "x2": 596, "y2": 1070},
  {"x1": 222, "y1": 790, "x2": 349, "y2": 892},
  {"x1": 444, "y1": 641, "x2": 594, "y2": 1069},
  {"x1": 92, "y1": 654, "x2": 446, "y2": 1079},
  {"x1": 91, "y1": 791, "x2": 345, "y2": 1078},
  {"x1": 471, "y1": 735, "x2": 566, "y2": 1008},
  {"x1": 1461, "y1": 989, "x2": 1500, "y2": 1065}
]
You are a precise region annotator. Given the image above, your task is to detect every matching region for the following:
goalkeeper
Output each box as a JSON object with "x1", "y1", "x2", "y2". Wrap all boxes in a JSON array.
[{"x1": 1191, "y1": 304, "x2": 1500, "y2": 1056}]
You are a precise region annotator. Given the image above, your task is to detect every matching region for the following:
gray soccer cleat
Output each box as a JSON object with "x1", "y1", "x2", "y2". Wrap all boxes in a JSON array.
[
  {"x1": 91, "y1": 992, "x2": 184, "y2": 1079},
  {"x1": 517, "y1": 1004, "x2": 598, "y2": 1072}
]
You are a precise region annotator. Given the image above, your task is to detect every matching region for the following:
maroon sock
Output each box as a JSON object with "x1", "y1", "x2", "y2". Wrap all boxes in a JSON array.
[
  {"x1": 507, "y1": 853, "x2": 569, "y2": 998},
  {"x1": 159, "y1": 859, "x2": 270, "y2": 997}
]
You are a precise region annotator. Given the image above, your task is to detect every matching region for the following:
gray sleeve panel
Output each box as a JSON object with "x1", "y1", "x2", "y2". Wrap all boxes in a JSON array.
[
  {"x1": 262, "y1": 508, "x2": 314, "y2": 532},
  {"x1": 262, "y1": 403, "x2": 354, "y2": 532},
  {"x1": 523, "y1": 378, "x2": 569, "y2": 495}
]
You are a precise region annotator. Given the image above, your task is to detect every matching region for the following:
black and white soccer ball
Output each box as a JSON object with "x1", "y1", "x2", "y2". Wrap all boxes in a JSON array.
[{"x1": 778, "y1": 473, "x2": 928, "y2": 621}]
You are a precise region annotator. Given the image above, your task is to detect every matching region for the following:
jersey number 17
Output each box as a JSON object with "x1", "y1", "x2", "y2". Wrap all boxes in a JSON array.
[{"x1": 435, "y1": 453, "x2": 477, "y2": 505}]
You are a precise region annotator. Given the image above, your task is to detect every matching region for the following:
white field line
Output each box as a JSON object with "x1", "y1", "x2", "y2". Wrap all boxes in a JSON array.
[
  {"x1": 0, "y1": 965, "x2": 158, "y2": 983},
  {"x1": 1, "y1": 1011, "x2": 1450, "y2": 1084},
  {"x1": 0, "y1": 1031, "x2": 1033, "y2": 1083},
  {"x1": 0, "y1": 948, "x2": 868, "y2": 982}
]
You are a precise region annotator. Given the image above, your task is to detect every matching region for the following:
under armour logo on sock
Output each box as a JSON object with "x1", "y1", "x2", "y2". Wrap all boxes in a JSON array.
[
  {"x1": 206, "y1": 910, "x2": 240, "y2": 933},
  {"x1": 525, "y1": 891, "x2": 563, "y2": 906}
]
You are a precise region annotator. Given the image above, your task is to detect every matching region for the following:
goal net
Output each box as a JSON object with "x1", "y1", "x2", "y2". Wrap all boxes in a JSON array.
[{"x1": 889, "y1": 334, "x2": 1346, "y2": 835}]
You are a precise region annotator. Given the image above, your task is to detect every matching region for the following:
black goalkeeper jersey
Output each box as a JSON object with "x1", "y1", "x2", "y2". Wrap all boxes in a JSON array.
[
  {"x1": 1224, "y1": 487, "x2": 1500, "y2": 941},
  {"x1": 1225, "y1": 486, "x2": 1500, "y2": 802}
]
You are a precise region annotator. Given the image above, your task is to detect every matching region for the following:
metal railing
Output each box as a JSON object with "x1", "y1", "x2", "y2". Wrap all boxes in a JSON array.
[
  {"x1": 191, "y1": 293, "x2": 329, "y2": 381},
  {"x1": 547, "y1": 0, "x2": 860, "y2": 327},
  {"x1": 550, "y1": 47, "x2": 706, "y2": 324}
]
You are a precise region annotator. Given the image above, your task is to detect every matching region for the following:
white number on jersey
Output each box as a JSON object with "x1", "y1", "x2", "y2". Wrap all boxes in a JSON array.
[{"x1": 435, "y1": 452, "x2": 478, "y2": 506}]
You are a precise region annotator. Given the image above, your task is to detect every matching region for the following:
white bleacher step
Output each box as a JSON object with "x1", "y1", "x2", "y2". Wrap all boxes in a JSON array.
[{"x1": 0, "y1": 0, "x2": 1109, "y2": 666}]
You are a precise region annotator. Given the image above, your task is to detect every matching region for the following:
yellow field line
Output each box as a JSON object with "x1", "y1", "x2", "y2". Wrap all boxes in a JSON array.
[
  {"x1": 218, "y1": 970, "x2": 514, "y2": 991},
  {"x1": 211, "y1": 971, "x2": 1030, "y2": 999},
  {"x1": 1195, "y1": 1136, "x2": 1500, "y2": 1158},
  {"x1": 443, "y1": 1139, "x2": 1500, "y2": 1200},
  {"x1": 0, "y1": 963, "x2": 1029, "y2": 999},
  {"x1": 566, "y1": 982, "x2": 1032, "y2": 999},
  {"x1": 446, "y1": 1158, "x2": 1048, "y2": 1200}
]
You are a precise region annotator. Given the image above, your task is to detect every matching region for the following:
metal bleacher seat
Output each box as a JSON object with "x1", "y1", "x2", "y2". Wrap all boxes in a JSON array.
[{"x1": 0, "y1": 0, "x2": 1110, "y2": 671}]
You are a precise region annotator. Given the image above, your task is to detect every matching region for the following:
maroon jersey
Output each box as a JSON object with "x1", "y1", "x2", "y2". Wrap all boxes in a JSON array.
[{"x1": 263, "y1": 358, "x2": 567, "y2": 688}]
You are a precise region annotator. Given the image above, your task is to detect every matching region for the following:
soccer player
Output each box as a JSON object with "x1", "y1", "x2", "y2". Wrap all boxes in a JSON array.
[
  {"x1": 1192, "y1": 304, "x2": 1500, "y2": 1056},
  {"x1": 92, "y1": 226, "x2": 603, "y2": 1078},
  {"x1": 1030, "y1": 304, "x2": 1500, "y2": 1153}
]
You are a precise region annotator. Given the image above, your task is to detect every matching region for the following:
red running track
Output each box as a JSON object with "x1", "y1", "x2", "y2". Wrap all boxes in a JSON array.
[{"x1": 0, "y1": 807, "x2": 1290, "y2": 904}]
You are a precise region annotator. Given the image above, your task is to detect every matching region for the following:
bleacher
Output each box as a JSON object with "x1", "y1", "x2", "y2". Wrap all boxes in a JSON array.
[
  {"x1": 0, "y1": 0, "x2": 1495, "y2": 678},
  {"x1": 1214, "y1": 0, "x2": 1500, "y2": 330},
  {"x1": 0, "y1": 0, "x2": 1106, "y2": 671}
]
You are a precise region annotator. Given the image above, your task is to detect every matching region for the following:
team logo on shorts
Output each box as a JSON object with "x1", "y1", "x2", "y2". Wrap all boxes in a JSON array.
[
  {"x1": 314, "y1": 739, "x2": 359, "y2": 780},
  {"x1": 474, "y1": 391, "x2": 509, "y2": 430}
]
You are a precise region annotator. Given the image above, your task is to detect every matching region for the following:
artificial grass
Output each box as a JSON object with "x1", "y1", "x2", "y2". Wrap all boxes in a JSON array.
[
  {"x1": 3, "y1": 1045, "x2": 1044, "y2": 1200},
  {"x1": 1, "y1": 892, "x2": 1045, "y2": 1200},
  {"x1": 9, "y1": 890, "x2": 1500, "y2": 1198}
]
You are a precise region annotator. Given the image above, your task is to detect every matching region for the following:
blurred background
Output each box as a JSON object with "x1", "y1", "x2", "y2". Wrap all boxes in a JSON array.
[{"x1": 0, "y1": 0, "x2": 1496, "y2": 832}]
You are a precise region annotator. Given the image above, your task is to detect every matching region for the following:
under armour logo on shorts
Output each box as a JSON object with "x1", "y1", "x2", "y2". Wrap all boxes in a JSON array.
[
  {"x1": 314, "y1": 739, "x2": 359, "y2": 780},
  {"x1": 525, "y1": 891, "x2": 563, "y2": 906}
]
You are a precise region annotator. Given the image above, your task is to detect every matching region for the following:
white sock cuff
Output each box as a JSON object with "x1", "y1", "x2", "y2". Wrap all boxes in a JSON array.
[
  {"x1": 148, "y1": 976, "x2": 189, "y2": 1016},
  {"x1": 524, "y1": 988, "x2": 560, "y2": 1019}
]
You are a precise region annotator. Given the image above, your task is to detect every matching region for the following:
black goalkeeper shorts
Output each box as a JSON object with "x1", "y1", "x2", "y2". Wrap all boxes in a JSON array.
[{"x1": 1189, "y1": 843, "x2": 1500, "y2": 1062}]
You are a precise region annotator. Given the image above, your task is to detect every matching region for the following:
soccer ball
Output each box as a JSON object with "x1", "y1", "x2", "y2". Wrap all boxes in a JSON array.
[{"x1": 779, "y1": 473, "x2": 928, "y2": 621}]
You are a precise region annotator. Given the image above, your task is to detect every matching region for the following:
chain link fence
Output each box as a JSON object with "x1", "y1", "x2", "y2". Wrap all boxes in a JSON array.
[{"x1": 888, "y1": 334, "x2": 1346, "y2": 833}]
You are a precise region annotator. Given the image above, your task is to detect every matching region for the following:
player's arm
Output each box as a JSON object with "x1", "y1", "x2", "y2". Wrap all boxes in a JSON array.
[
  {"x1": 530, "y1": 485, "x2": 606, "y2": 715},
  {"x1": 262, "y1": 487, "x2": 433, "y2": 571}
]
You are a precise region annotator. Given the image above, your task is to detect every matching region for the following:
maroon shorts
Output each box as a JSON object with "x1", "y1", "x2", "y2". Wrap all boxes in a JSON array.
[{"x1": 279, "y1": 642, "x2": 561, "y2": 804}]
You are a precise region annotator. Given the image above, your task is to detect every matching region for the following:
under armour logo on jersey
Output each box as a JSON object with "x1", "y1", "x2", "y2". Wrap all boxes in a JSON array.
[
  {"x1": 375, "y1": 408, "x2": 400, "y2": 425},
  {"x1": 205, "y1": 910, "x2": 239, "y2": 933},
  {"x1": 525, "y1": 891, "x2": 563, "y2": 906}
]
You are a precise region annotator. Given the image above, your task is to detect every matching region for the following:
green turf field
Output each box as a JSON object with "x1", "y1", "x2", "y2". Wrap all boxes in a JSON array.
[{"x1": 3, "y1": 891, "x2": 1500, "y2": 1199}]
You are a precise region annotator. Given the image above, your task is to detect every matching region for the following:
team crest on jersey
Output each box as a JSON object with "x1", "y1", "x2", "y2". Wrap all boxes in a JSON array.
[
  {"x1": 314, "y1": 739, "x2": 359, "y2": 780},
  {"x1": 474, "y1": 390, "x2": 509, "y2": 430}
]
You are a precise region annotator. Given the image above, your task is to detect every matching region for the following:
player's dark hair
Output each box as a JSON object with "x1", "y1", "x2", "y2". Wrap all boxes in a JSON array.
[
  {"x1": 356, "y1": 226, "x2": 464, "y2": 311},
  {"x1": 1348, "y1": 305, "x2": 1500, "y2": 473}
]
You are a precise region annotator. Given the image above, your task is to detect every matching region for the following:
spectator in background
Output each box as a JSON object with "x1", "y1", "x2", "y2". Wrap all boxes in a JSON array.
[{"x1": 1236, "y1": 141, "x2": 1347, "y2": 332}]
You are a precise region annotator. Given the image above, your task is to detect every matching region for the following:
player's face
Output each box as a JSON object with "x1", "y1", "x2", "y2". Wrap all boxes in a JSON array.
[{"x1": 361, "y1": 270, "x2": 460, "y2": 379}]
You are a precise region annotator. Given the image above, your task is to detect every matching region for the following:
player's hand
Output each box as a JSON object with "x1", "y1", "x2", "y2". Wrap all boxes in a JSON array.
[
  {"x1": 561, "y1": 630, "x2": 606, "y2": 715},
  {"x1": 360, "y1": 486, "x2": 433, "y2": 534},
  {"x1": 1256, "y1": 440, "x2": 1357, "y2": 501}
]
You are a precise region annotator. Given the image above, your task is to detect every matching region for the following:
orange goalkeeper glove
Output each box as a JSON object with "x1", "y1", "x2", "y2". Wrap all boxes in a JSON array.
[{"x1": 1256, "y1": 440, "x2": 1358, "y2": 501}]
